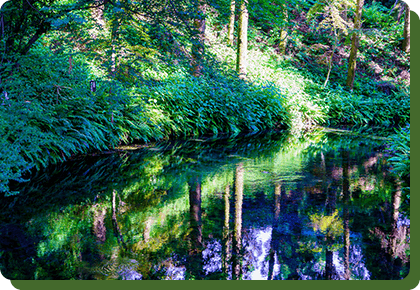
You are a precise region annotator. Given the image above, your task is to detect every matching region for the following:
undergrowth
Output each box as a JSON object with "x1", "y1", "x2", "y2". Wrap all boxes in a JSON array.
[
  {"x1": 1, "y1": 1, "x2": 410, "y2": 195},
  {"x1": 0, "y1": 44, "x2": 289, "y2": 195}
]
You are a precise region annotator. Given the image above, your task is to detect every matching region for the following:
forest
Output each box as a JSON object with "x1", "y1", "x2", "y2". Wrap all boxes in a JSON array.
[
  {"x1": 0, "y1": 0, "x2": 412, "y2": 281},
  {"x1": 0, "y1": 0, "x2": 410, "y2": 195}
]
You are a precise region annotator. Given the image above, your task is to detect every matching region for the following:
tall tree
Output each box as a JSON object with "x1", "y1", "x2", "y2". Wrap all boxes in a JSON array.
[
  {"x1": 191, "y1": 0, "x2": 206, "y2": 77},
  {"x1": 346, "y1": 0, "x2": 365, "y2": 90},
  {"x1": 110, "y1": 9, "x2": 120, "y2": 78},
  {"x1": 236, "y1": 0, "x2": 248, "y2": 79},
  {"x1": 390, "y1": 178, "x2": 403, "y2": 259},
  {"x1": 402, "y1": 2, "x2": 410, "y2": 52},
  {"x1": 0, "y1": 0, "x2": 99, "y2": 57},
  {"x1": 227, "y1": 0, "x2": 236, "y2": 46},
  {"x1": 112, "y1": 189, "x2": 126, "y2": 248},
  {"x1": 277, "y1": 1, "x2": 289, "y2": 55}
]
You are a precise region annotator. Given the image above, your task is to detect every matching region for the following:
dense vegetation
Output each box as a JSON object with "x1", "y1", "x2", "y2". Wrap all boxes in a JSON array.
[{"x1": 0, "y1": 0, "x2": 410, "y2": 195}]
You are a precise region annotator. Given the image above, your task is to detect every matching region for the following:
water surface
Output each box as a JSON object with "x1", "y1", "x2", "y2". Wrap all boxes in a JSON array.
[{"x1": 0, "y1": 129, "x2": 410, "y2": 280}]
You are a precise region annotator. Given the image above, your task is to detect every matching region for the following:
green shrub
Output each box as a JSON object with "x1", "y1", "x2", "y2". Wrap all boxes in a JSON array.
[
  {"x1": 0, "y1": 43, "x2": 293, "y2": 195},
  {"x1": 140, "y1": 73, "x2": 289, "y2": 137},
  {"x1": 304, "y1": 80, "x2": 409, "y2": 128},
  {"x1": 386, "y1": 124, "x2": 410, "y2": 179},
  {"x1": 363, "y1": 1, "x2": 397, "y2": 29},
  {"x1": 0, "y1": 45, "x2": 162, "y2": 194},
  {"x1": 384, "y1": 124, "x2": 410, "y2": 205}
]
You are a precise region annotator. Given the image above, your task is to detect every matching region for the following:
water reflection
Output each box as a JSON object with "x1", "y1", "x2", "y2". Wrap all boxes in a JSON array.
[{"x1": 0, "y1": 129, "x2": 410, "y2": 280}]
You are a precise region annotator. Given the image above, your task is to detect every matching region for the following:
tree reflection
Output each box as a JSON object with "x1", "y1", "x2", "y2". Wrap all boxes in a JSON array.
[
  {"x1": 390, "y1": 178, "x2": 405, "y2": 259},
  {"x1": 326, "y1": 153, "x2": 340, "y2": 280},
  {"x1": 232, "y1": 163, "x2": 244, "y2": 280},
  {"x1": 187, "y1": 176, "x2": 204, "y2": 279},
  {"x1": 267, "y1": 182, "x2": 281, "y2": 280},
  {"x1": 0, "y1": 130, "x2": 410, "y2": 280},
  {"x1": 93, "y1": 204, "x2": 107, "y2": 245},
  {"x1": 112, "y1": 189, "x2": 126, "y2": 249},
  {"x1": 342, "y1": 150, "x2": 351, "y2": 280},
  {"x1": 222, "y1": 183, "x2": 231, "y2": 277}
]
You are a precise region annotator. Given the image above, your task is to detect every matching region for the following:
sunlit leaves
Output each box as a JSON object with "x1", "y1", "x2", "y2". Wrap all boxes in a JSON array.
[
  {"x1": 307, "y1": 0, "x2": 356, "y2": 35},
  {"x1": 139, "y1": 73, "x2": 289, "y2": 137}
]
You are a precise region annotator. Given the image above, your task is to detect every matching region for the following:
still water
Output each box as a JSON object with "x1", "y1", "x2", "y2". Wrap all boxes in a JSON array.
[{"x1": 0, "y1": 129, "x2": 410, "y2": 280}]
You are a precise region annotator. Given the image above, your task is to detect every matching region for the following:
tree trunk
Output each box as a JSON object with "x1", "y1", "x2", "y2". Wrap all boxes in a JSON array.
[
  {"x1": 189, "y1": 176, "x2": 203, "y2": 248},
  {"x1": 227, "y1": 0, "x2": 236, "y2": 46},
  {"x1": 278, "y1": 30, "x2": 288, "y2": 55},
  {"x1": 346, "y1": 0, "x2": 365, "y2": 90},
  {"x1": 277, "y1": 2, "x2": 288, "y2": 55},
  {"x1": 236, "y1": 0, "x2": 248, "y2": 79},
  {"x1": 192, "y1": 1, "x2": 206, "y2": 77},
  {"x1": 402, "y1": 3, "x2": 410, "y2": 52},
  {"x1": 110, "y1": 17, "x2": 119, "y2": 78},
  {"x1": 323, "y1": 29, "x2": 338, "y2": 88}
]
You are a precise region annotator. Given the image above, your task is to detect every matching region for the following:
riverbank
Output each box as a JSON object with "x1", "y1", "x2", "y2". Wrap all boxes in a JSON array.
[{"x1": 0, "y1": 13, "x2": 410, "y2": 196}]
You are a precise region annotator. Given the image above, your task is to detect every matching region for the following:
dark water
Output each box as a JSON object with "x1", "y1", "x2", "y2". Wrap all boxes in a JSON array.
[{"x1": 0, "y1": 129, "x2": 410, "y2": 280}]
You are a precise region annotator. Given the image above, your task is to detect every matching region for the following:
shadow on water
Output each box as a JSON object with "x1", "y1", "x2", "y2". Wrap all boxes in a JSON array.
[{"x1": 0, "y1": 128, "x2": 410, "y2": 280}]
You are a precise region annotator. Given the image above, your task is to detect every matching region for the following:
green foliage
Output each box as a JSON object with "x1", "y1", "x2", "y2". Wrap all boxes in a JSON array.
[
  {"x1": 0, "y1": 42, "x2": 292, "y2": 195},
  {"x1": 0, "y1": 44, "x2": 161, "y2": 194},
  {"x1": 0, "y1": 0, "x2": 95, "y2": 56},
  {"x1": 307, "y1": 0, "x2": 355, "y2": 35},
  {"x1": 363, "y1": 1, "x2": 397, "y2": 29},
  {"x1": 140, "y1": 72, "x2": 289, "y2": 137},
  {"x1": 385, "y1": 124, "x2": 410, "y2": 180},
  {"x1": 314, "y1": 86, "x2": 410, "y2": 127},
  {"x1": 0, "y1": 0, "x2": 410, "y2": 197},
  {"x1": 0, "y1": 0, "x2": 411, "y2": 281},
  {"x1": 1, "y1": 128, "x2": 406, "y2": 280},
  {"x1": 357, "y1": 2, "x2": 404, "y2": 60},
  {"x1": 248, "y1": 0, "x2": 288, "y2": 33}
]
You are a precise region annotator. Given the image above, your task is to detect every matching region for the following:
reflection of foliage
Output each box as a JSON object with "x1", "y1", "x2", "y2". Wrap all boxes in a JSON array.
[
  {"x1": 304, "y1": 128, "x2": 387, "y2": 159},
  {"x1": 310, "y1": 210, "x2": 343, "y2": 238},
  {"x1": 89, "y1": 258, "x2": 143, "y2": 280},
  {"x1": 297, "y1": 241, "x2": 322, "y2": 254},
  {"x1": 0, "y1": 129, "x2": 410, "y2": 280},
  {"x1": 385, "y1": 124, "x2": 410, "y2": 186}
]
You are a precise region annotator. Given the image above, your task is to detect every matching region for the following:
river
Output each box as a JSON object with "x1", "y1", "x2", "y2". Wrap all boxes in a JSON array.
[{"x1": 0, "y1": 128, "x2": 410, "y2": 280}]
